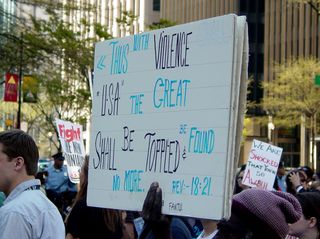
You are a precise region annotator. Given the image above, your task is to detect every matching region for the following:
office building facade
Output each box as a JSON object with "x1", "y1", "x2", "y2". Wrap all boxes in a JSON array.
[{"x1": 159, "y1": 0, "x2": 320, "y2": 168}]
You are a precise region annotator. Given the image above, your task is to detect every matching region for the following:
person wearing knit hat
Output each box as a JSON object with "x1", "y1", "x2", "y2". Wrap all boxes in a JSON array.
[
  {"x1": 215, "y1": 188, "x2": 302, "y2": 239},
  {"x1": 288, "y1": 191, "x2": 320, "y2": 239}
]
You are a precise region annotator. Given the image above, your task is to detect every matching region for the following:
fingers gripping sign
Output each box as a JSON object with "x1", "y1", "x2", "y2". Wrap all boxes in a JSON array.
[{"x1": 141, "y1": 182, "x2": 172, "y2": 239}]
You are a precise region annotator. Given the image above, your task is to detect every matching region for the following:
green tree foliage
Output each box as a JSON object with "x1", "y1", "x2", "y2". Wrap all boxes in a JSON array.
[
  {"x1": 261, "y1": 58, "x2": 320, "y2": 166},
  {"x1": 262, "y1": 58, "x2": 320, "y2": 129},
  {"x1": 148, "y1": 19, "x2": 176, "y2": 30},
  {"x1": 116, "y1": 10, "x2": 138, "y2": 35},
  {"x1": 0, "y1": 1, "x2": 112, "y2": 150},
  {"x1": 29, "y1": 12, "x2": 111, "y2": 149},
  {"x1": 289, "y1": 0, "x2": 320, "y2": 16}
]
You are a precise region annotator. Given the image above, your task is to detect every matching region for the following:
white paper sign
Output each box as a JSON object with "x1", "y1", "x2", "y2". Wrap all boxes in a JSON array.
[
  {"x1": 88, "y1": 14, "x2": 248, "y2": 219},
  {"x1": 55, "y1": 118, "x2": 85, "y2": 183},
  {"x1": 242, "y1": 139, "x2": 283, "y2": 190}
]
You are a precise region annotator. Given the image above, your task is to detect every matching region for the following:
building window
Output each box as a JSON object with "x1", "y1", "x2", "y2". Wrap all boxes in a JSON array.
[{"x1": 153, "y1": 0, "x2": 160, "y2": 11}]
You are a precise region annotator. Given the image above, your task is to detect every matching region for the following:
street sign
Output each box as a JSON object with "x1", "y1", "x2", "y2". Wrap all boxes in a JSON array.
[{"x1": 4, "y1": 73, "x2": 18, "y2": 102}]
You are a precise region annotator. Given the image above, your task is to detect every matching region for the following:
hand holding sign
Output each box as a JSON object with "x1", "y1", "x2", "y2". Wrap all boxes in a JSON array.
[
  {"x1": 142, "y1": 182, "x2": 163, "y2": 223},
  {"x1": 141, "y1": 182, "x2": 171, "y2": 239}
]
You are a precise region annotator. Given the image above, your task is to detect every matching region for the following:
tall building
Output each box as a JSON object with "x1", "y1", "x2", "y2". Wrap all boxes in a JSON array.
[
  {"x1": 262, "y1": 1, "x2": 319, "y2": 169},
  {"x1": 62, "y1": 0, "x2": 160, "y2": 38},
  {"x1": 159, "y1": 0, "x2": 320, "y2": 168},
  {"x1": 0, "y1": 0, "x2": 16, "y2": 32}
]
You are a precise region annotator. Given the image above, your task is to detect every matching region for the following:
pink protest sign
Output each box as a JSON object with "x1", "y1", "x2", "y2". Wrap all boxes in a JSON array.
[
  {"x1": 55, "y1": 118, "x2": 86, "y2": 184},
  {"x1": 242, "y1": 139, "x2": 283, "y2": 190}
]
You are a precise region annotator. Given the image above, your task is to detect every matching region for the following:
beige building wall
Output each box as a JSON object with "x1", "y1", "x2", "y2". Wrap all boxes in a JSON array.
[
  {"x1": 160, "y1": 0, "x2": 320, "y2": 167},
  {"x1": 160, "y1": 0, "x2": 238, "y2": 24},
  {"x1": 160, "y1": 0, "x2": 319, "y2": 67},
  {"x1": 264, "y1": 1, "x2": 320, "y2": 167},
  {"x1": 264, "y1": 1, "x2": 320, "y2": 84},
  {"x1": 144, "y1": 0, "x2": 161, "y2": 28}
]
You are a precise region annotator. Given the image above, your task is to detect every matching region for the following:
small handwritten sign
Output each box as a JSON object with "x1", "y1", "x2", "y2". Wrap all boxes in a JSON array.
[
  {"x1": 55, "y1": 118, "x2": 85, "y2": 183},
  {"x1": 242, "y1": 139, "x2": 283, "y2": 190}
]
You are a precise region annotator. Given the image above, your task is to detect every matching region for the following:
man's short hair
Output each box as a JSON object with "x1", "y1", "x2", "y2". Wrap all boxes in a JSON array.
[{"x1": 0, "y1": 129, "x2": 39, "y2": 176}]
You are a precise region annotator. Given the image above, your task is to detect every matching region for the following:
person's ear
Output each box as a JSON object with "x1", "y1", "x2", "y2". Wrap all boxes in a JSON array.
[
  {"x1": 308, "y1": 217, "x2": 317, "y2": 228},
  {"x1": 14, "y1": 156, "x2": 25, "y2": 170}
]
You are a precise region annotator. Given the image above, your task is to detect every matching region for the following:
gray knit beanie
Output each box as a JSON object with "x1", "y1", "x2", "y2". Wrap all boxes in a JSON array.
[{"x1": 232, "y1": 188, "x2": 302, "y2": 239}]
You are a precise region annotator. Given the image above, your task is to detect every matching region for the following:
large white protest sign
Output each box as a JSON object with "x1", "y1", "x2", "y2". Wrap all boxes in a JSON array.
[
  {"x1": 242, "y1": 139, "x2": 283, "y2": 190},
  {"x1": 55, "y1": 118, "x2": 85, "y2": 183},
  {"x1": 88, "y1": 14, "x2": 248, "y2": 219}
]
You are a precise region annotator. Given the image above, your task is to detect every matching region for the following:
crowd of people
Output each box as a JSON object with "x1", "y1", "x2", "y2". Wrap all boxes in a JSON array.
[{"x1": 0, "y1": 129, "x2": 319, "y2": 239}]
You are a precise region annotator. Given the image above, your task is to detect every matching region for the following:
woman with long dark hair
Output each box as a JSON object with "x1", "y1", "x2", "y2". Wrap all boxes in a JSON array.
[
  {"x1": 65, "y1": 156, "x2": 123, "y2": 239},
  {"x1": 233, "y1": 164, "x2": 249, "y2": 195}
]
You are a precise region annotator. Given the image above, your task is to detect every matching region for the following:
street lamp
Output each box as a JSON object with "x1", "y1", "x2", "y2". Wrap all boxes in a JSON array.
[
  {"x1": 17, "y1": 33, "x2": 24, "y2": 129},
  {"x1": 267, "y1": 115, "x2": 275, "y2": 144},
  {"x1": 47, "y1": 131, "x2": 53, "y2": 156}
]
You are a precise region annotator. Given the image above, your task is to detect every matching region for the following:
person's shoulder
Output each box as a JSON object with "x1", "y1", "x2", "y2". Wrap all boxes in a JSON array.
[
  {"x1": 171, "y1": 217, "x2": 193, "y2": 239},
  {"x1": 1, "y1": 191, "x2": 57, "y2": 218},
  {"x1": 1, "y1": 192, "x2": 64, "y2": 236},
  {"x1": 46, "y1": 164, "x2": 55, "y2": 172},
  {"x1": 8, "y1": 190, "x2": 56, "y2": 212}
]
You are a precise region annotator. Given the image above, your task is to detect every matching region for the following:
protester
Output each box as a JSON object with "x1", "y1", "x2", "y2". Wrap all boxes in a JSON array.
[
  {"x1": 140, "y1": 182, "x2": 192, "y2": 239},
  {"x1": 233, "y1": 164, "x2": 249, "y2": 195},
  {"x1": 273, "y1": 161, "x2": 287, "y2": 192},
  {"x1": 313, "y1": 172, "x2": 320, "y2": 182},
  {"x1": 35, "y1": 170, "x2": 47, "y2": 195},
  {"x1": 45, "y1": 151, "x2": 77, "y2": 216},
  {"x1": 215, "y1": 188, "x2": 302, "y2": 239},
  {"x1": 196, "y1": 219, "x2": 218, "y2": 239},
  {"x1": 288, "y1": 192, "x2": 320, "y2": 239},
  {"x1": 310, "y1": 181, "x2": 320, "y2": 192},
  {"x1": 186, "y1": 218, "x2": 203, "y2": 238},
  {"x1": 122, "y1": 210, "x2": 139, "y2": 239},
  {"x1": 65, "y1": 155, "x2": 123, "y2": 239},
  {"x1": 298, "y1": 166, "x2": 314, "y2": 185},
  {"x1": 286, "y1": 169, "x2": 308, "y2": 195},
  {"x1": 0, "y1": 129, "x2": 65, "y2": 238}
]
